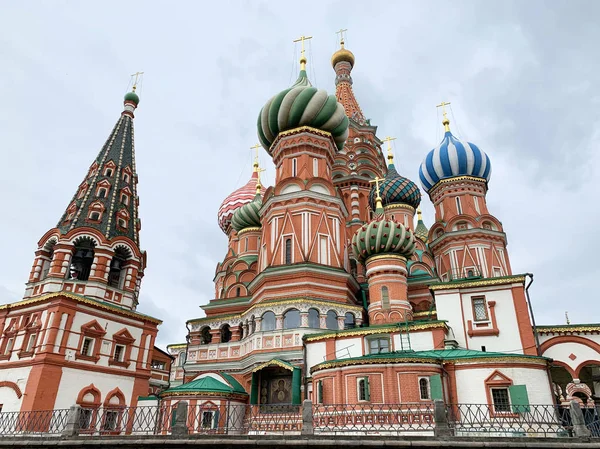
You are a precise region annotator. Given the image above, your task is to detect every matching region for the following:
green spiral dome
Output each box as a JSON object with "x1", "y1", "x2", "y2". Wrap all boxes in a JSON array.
[
  {"x1": 257, "y1": 70, "x2": 349, "y2": 153},
  {"x1": 231, "y1": 194, "x2": 263, "y2": 232},
  {"x1": 352, "y1": 217, "x2": 416, "y2": 262}
]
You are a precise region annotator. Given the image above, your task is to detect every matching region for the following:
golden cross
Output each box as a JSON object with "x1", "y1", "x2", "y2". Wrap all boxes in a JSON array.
[
  {"x1": 382, "y1": 136, "x2": 396, "y2": 164},
  {"x1": 369, "y1": 176, "x2": 384, "y2": 209},
  {"x1": 256, "y1": 167, "x2": 266, "y2": 193},
  {"x1": 336, "y1": 28, "x2": 348, "y2": 45},
  {"x1": 130, "y1": 72, "x2": 144, "y2": 91},
  {"x1": 293, "y1": 35, "x2": 313, "y2": 69},
  {"x1": 436, "y1": 101, "x2": 451, "y2": 121},
  {"x1": 250, "y1": 143, "x2": 261, "y2": 165}
]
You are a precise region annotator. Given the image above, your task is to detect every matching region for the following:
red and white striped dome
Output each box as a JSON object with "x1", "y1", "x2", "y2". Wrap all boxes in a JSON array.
[{"x1": 217, "y1": 172, "x2": 260, "y2": 234}]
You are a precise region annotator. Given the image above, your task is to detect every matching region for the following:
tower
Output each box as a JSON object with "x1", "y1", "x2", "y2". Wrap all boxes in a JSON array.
[{"x1": 419, "y1": 107, "x2": 511, "y2": 281}]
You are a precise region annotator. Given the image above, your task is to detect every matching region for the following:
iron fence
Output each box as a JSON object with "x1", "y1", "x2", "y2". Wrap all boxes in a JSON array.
[
  {"x1": 446, "y1": 403, "x2": 573, "y2": 437},
  {"x1": 0, "y1": 409, "x2": 69, "y2": 436},
  {"x1": 78, "y1": 405, "x2": 170, "y2": 436},
  {"x1": 187, "y1": 403, "x2": 302, "y2": 435},
  {"x1": 313, "y1": 403, "x2": 435, "y2": 435}
]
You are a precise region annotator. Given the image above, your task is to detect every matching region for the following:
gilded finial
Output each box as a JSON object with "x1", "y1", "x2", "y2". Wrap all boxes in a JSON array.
[
  {"x1": 293, "y1": 35, "x2": 313, "y2": 71},
  {"x1": 417, "y1": 207, "x2": 423, "y2": 220},
  {"x1": 250, "y1": 143, "x2": 261, "y2": 173},
  {"x1": 130, "y1": 71, "x2": 144, "y2": 92},
  {"x1": 336, "y1": 28, "x2": 348, "y2": 47},
  {"x1": 436, "y1": 101, "x2": 451, "y2": 132},
  {"x1": 382, "y1": 136, "x2": 396, "y2": 165},
  {"x1": 565, "y1": 311, "x2": 571, "y2": 325},
  {"x1": 369, "y1": 176, "x2": 384, "y2": 211}
]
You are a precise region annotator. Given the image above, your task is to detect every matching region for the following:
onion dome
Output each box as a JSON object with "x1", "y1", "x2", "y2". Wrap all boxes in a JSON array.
[
  {"x1": 419, "y1": 117, "x2": 491, "y2": 193},
  {"x1": 231, "y1": 192, "x2": 263, "y2": 232},
  {"x1": 217, "y1": 171, "x2": 260, "y2": 234},
  {"x1": 414, "y1": 208, "x2": 429, "y2": 242},
  {"x1": 257, "y1": 68, "x2": 349, "y2": 153},
  {"x1": 331, "y1": 41, "x2": 355, "y2": 68},
  {"x1": 352, "y1": 194, "x2": 416, "y2": 262},
  {"x1": 124, "y1": 90, "x2": 140, "y2": 106},
  {"x1": 368, "y1": 163, "x2": 421, "y2": 210}
]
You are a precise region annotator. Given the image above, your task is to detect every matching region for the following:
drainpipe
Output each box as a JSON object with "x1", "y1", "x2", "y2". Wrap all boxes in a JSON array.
[
  {"x1": 524, "y1": 273, "x2": 541, "y2": 356},
  {"x1": 183, "y1": 322, "x2": 191, "y2": 382}
]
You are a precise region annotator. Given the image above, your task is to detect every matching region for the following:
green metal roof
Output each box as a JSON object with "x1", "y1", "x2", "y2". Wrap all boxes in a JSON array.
[{"x1": 161, "y1": 373, "x2": 247, "y2": 396}]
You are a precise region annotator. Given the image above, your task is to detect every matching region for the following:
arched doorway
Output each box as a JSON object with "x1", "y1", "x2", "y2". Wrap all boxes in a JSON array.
[{"x1": 249, "y1": 360, "x2": 301, "y2": 407}]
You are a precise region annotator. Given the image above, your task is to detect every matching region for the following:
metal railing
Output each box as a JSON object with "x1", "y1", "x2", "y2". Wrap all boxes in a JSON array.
[
  {"x1": 78, "y1": 405, "x2": 170, "y2": 436},
  {"x1": 446, "y1": 403, "x2": 573, "y2": 437},
  {"x1": 0, "y1": 409, "x2": 69, "y2": 436},
  {"x1": 313, "y1": 403, "x2": 435, "y2": 435}
]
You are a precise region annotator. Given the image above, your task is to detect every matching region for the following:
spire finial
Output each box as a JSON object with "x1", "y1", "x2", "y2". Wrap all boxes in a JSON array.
[
  {"x1": 369, "y1": 176, "x2": 384, "y2": 212},
  {"x1": 382, "y1": 136, "x2": 396, "y2": 165},
  {"x1": 130, "y1": 71, "x2": 144, "y2": 92},
  {"x1": 250, "y1": 143, "x2": 261, "y2": 173},
  {"x1": 336, "y1": 28, "x2": 348, "y2": 47},
  {"x1": 436, "y1": 101, "x2": 451, "y2": 133},
  {"x1": 565, "y1": 311, "x2": 571, "y2": 325},
  {"x1": 417, "y1": 207, "x2": 423, "y2": 220},
  {"x1": 293, "y1": 35, "x2": 313, "y2": 71}
]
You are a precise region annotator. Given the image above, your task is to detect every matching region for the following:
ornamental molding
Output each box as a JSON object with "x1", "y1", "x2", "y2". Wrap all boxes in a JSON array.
[
  {"x1": 536, "y1": 325, "x2": 600, "y2": 334},
  {"x1": 384, "y1": 204, "x2": 415, "y2": 212},
  {"x1": 303, "y1": 321, "x2": 448, "y2": 343},
  {"x1": 236, "y1": 227, "x2": 261, "y2": 236},
  {"x1": 428, "y1": 176, "x2": 488, "y2": 198},
  {"x1": 251, "y1": 358, "x2": 295, "y2": 373},
  {"x1": 0, "y1": 292, "x2": 161, "y2": 324},
  {"x1": 429, "y1": 275, "x2": 526, "y2": 291}
]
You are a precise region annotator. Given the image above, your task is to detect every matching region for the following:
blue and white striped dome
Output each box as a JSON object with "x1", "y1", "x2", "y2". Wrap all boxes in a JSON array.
[{"x1": 419, "y1": 130, "x2": 492, "y2": 192}]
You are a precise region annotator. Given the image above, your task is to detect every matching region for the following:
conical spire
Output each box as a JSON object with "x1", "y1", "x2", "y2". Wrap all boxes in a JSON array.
[
  {"x1": 331, "y1": 33, "x2": 365, "y2": 124},
  {"x1": 56, "y1": 91, "x2": 141, "y2": 245},
  {"x1": 415, "y1": 207, "x2": 429, "y2": 242}
]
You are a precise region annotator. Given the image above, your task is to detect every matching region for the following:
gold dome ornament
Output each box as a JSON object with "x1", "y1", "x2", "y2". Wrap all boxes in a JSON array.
[{"x1": 331, "y1": 30, "x2": 355, "y2": 68}]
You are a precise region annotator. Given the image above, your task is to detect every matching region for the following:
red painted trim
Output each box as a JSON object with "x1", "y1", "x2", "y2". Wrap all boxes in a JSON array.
[
  {"x1": 539, "y1": 335, "x2": 600, "y2": 355},
  {"x1": 575, "y1": 359, "x2": 600, "y2": 377},
  {"x1": 0, "y1": 381, "x2": 23, "y2": 398}
]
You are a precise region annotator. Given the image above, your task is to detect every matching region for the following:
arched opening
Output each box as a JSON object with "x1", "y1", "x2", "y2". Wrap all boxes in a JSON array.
[
  {"x1": 200, "y1": 326, "x2": 212, "y2": 345},
  {"x1": 261, "y1": 311, "x2": 276, "y2": 332},
  {"x1": 308, "y1": 308, "x2": 320, "y2": 329},
  {"x1": 579, "y1": 363, "x2": 600, "y2": 398},
  {"x1": 178, "y1": 351, "x2": 186, "y2": 367},
  {"x1": 285, "y1": 238, "x2": 292, "y2": 264},
  {"x1": 250, "y1": 315, "x2": 256, "y2": 334},
  {"x1": 419, "y1": 378, "x2": 430, "y2": 400},
  {"x1": 381, "y1": 286, "x2": 390, "y2": 310},
  {"x1": 344, "y1": 312, "x2": 356, "y2": 329},
  {"x1": 69, "y1": 237, "x2": 96, "y2": 281},
  {"x1": 108, "y1": 247, "x2": 130, "y2": 289},
  {"x1": 326, "y1": 311, "x2": 338, "y2": 330},
  {"x1": 41, "y1": 239, "x2": 57, "y2": 280},
  {"x1": 283, "y1": 309, "x2": 300, "y2": 329},
  {"x1": 220, "y1": 324, "x2": 232, "y2": 343}
]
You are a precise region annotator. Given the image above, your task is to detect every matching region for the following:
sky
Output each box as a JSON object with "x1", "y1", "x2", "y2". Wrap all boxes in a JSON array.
[{"x1": 0, "y1": 1, "x2": 598, "y2": 348}]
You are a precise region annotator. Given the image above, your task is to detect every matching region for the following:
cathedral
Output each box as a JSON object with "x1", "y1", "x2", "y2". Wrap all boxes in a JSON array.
[{"x1": 0, "y1": 35, "x2": 598, "y2": 426}]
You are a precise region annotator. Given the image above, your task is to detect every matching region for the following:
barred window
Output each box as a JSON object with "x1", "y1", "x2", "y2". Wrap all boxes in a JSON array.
[
  {"x1": 419, "y1": 378, "x2": 430, "y2": 400},
  {"x1": 368, "y1": 337, "x2": 390, "y2": 354},
  {"x1": 491, "y1": 388, "x2": 511, "y2": 412},
  {"x1": 472, "y1": 297, "x2": 488, "y2": 321}
]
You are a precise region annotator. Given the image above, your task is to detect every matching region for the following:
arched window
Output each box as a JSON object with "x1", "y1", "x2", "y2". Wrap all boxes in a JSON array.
[
  {"x1": 178, "y1": 351, "x2": 186, "y2": 367},
  {"x1": 41, "y1": 240, "x2": 56, "y2": 280},
  {"x1": 250, "y1": 316, "x2": 256, "y2": 334},
  {"x1": 381, "y1": 286, "x2": 390, "y2": 310},
  {"x1": 455, "y1": 197, "x2": 462, "y2": 215},
  {"x1": 308, "y1": 308, "x2": 320, "y2": 329},
  {"x1": 344, "y1": 313, "x2": 356, "y2": 329},
  {"x1": 326, "y1": 311, "x2": 338, "y2": 330},
  {"x1": 221, "y1": 324, "x2": 232, "y2": 343},
  {"x1": 283, "y1": 309, "x2": 300, "y2": 329},
  {"x1": 292, "y1": 158, "x2": 297, "y2": 177},
  {"x1": 98, "y1": 188, "x2": 107, "y2": 198},
  {"x1": 69, "y1": 238, "x2": 95, "y2": 281},
  {"x1": 200, "y1": 327, "x2": 212, "y2": 345},
  {"x1": 261, "y1": 311, "x2": 276, "y2": 332},
  {"x1": 236, "y1": 287, "x2": 241, "y2": 297},
  {"x1": 285, "y1": 238, "x2": 292, "y2": 264},
  {"x1": 108, "y1": 247, "x2": 130, "y2": 289},
  {"x1": 419, "y1": 378, "x2": 430, "y2": 399}
]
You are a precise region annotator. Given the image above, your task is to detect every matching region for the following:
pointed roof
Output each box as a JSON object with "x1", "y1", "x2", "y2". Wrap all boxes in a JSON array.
[
  {"x1": 56, "y1": 92, "x2": 141, "y2": 245},
  {"x1": 415, "y1": 208, "x2": 429, "y2": 242},
  {"x1": 332, "y1": 41, "x2": 366, "y2": 125},
  {"x1": 161, "y1": 372, "x2": 247, "y2": 397}
]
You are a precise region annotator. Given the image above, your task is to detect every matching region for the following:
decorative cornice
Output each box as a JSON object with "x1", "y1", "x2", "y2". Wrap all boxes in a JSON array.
[
  {"x1": 428, "y1": 275, "x2": 526, "y2": 291},
  {"x1": 536, "y1": 324, "x2": 600, "y2": 334},
  {"x1": 161, "y1": 390, "x2": 247, "y2": 400},
  {"x1": 277, "y1": 126, "x2": 333, "y2": 140},
  {"x1": 166, "y1": 343, "x2": 187, "y2": 350},
  {"x1": 428, "y1": 175, "x2": 487, "y2": 196},
  {"x1": 384, "y1": 204, "x2": 415, "y2": 212},
  {"x1": 365, "y1": 254, "x2": 407, "y2": 264},
  {"x1": 236, "y1": 227, "x2": 261, "y2": 236},
  {"x1": 303, "y1": 321, "x2": 448, "y2": 343},
  {"x1": 190, "y1": 297, "x2": 364, "y2": 327},
  {"x1": 251, "y1": 358, "x2": 295, "y2": 373},
  {"x1": 0, "y1": 292, "x2": 162, "y2": 324}
]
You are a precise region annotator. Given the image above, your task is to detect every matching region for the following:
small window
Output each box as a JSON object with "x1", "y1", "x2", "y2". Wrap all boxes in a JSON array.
[
  {"x1": 220, "y1": 325, "x2": 232, "y2": 343},
  {"x1": 90, "y1": 212, "x2": 101, "y2": 221},
  {"x1": 368, "y1": 337, "x2": 390, "y2": 354},
  {"x1": 284, "y1": 238, "x2": 292, "y2": 264},
  {"x1": 455, "y1": 197, "x2": 462, "y2": 215},
  {"x1": 493, "y1": 267, "x2": 502, "y2": 277},
  {"x1": 308, "y1": 308, "x2": 320, "y2": 328},
  {"x1": 201, "y1": 411, "x2": 215, "y2": 429},
  {"x1": 105, "y1": 168, "x2": 113, "y2": 177},
  {"x1": 80, "y1": 409, "x2": 93, "y2": 429},
  {"x1": 123, "y1": 173, "x2": 130, "y2": 183},
  {"x1": 178, "y1": 351, "x2": 187, "y2": 366},
  {"x1": 261, "y1": 311, "x2": 276, "y2": 332},
  {"x1": 473, "y1": 195, "x2": 481, "y2": 214},
  {"x1": 357, "y1": 377, "x2": 370, "y2": 401},
  {"x1": 103, "y1": 410, "x2": 119, "y2": 430},
  {"x1": 120, "y1": 194, "x2": 129, "y2": 205},
  {"x1": 244, "y1": 238, "x2": 248, "y2": 252},
  {"x1": 292, "y1": 158, "x2": 297, "y2": 177},
  {"x1": 326, "y1": 311, "x2": 338, "y2": 330},
  {"x1": 343, "y1": 313, "x2": 355, "y2": 330},
  {"x1": 318, "y1": 235, "x2": 328, "y2": 264},
  {"x1": 381, "y1": 286, "x2": 390, "y2": 310},
  {"x1": 313, "y1": 158, "x2": 318, "y2": 177},
  {"x1": 98, "y1": 188, "x2": 107, "y2": 198},
  {"x1": 113, "y1": 344, "x2": 125, "y2": 362},
  {"x1": 283, "y1": 309, "x2": 300, "y2": 329},
  {"x1": 25, "y1": 334, "x2": 36, "y2": 353},
  {"x1": 491, "y1": 388, "x2": 511, "y2": 413},
  {"x1": 151, "y1": 360, "x2": 166, "y2": 370},
  {"x1": 4, "y1": 338, "x2": 14, "y2": 355},
  {"x1": 236, "y1": 287, "x2": 241, "y2": 297},
  {"x1": 419, "y1": 378, "x2": 430, "y2": 400},
  {"x1": 118, "y1": 218, "x2": 127, "y2": 228},
  {"x1": 472, "y1": 297, "x2": 488, "y2": 321},
  {"x1": 316, "y1": 380, "x2": 323, "y2": 404}
]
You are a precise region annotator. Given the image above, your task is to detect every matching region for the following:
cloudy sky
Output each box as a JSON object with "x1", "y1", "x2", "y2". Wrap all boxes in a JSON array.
[{"x1": 1, "y1": 1, "x2": 598, "y2": 347}]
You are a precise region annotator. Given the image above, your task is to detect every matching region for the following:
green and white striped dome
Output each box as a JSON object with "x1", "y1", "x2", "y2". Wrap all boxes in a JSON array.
[
  {"x1": 231, "y1": 194, "x2": 262, "y2": 232},
  {"x1": 352, "y1": 216, "x2": 416, "y2": 262},
  {"x1": 257, "y1": 70, "x2": 349, "y2": 153}
]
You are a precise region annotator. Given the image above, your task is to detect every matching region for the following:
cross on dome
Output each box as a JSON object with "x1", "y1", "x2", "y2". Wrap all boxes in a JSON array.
[{"x1": 293, "y1": 35, "x2": 312, "y2": 70}]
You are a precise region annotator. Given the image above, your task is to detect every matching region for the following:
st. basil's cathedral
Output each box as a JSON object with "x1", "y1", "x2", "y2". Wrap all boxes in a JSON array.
[{"x1": 0, "y1": 35, "x2": 598, "y2": 420}]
